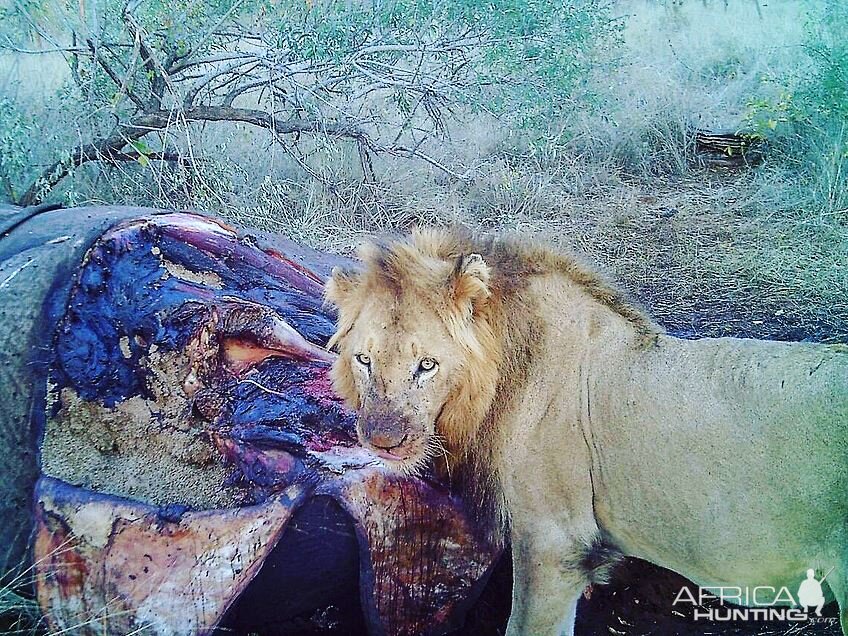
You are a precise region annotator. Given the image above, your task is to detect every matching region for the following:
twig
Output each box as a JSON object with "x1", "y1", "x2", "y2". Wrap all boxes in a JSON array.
[
  {"x1": 86, "y1": 39, "x2": 147, "y2": 110},
  {"x1": 181, "y1": 0, "x2": 248, "y2": 61},
  {"x1": 122, "y1": 6, "x2": 173, "y2": 109},
  {"x1": 170, "y1": 52, "x2": 259, "y2": 75},
  {"x1": 183, "y1": 57, "x2": 261, "y2": 107}
]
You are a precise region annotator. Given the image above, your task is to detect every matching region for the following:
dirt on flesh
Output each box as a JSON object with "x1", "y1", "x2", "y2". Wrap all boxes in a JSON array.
[{"x1": 40, "y1": 349, "x2": 237, "y2": 509}]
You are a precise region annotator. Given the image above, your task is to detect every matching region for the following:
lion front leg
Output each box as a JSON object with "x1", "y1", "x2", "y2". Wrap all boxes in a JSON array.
[{"x1": 506, "y1": 531, "x2": 593, "y2": 636}]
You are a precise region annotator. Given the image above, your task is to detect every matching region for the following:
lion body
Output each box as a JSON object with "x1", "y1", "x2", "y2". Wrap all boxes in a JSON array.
[
  {"x1": 326, "y1": 229, "x2": 848, "y2": 635},
  {"x1": 499, "y1": 274, "x2": 847, "y2": 634}
]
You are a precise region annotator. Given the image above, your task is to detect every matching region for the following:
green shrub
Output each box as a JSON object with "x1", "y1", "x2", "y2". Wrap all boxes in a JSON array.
[
  {"x1": 745, "y1": 3, "x2": 848, "y2": 213},
  {"x1": 0, "y1": 0, "x2": 622, "y2": 205}
]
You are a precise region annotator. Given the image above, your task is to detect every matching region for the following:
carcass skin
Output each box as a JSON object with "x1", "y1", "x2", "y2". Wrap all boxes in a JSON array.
[
  {"x1": 0, "y1": 207, "x2": 499, "y2": 636},
  {"x1": 0, "y1": 203, "x2": 172, "y2": 576}
]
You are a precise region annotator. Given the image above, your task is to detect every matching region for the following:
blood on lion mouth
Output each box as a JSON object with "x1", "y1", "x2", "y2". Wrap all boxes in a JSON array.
[
  {"x1": 368, "y1": 440, "x2": 425, "y2": 466},
  {"x1": 373, "y1": 447, "x2": 407, "y2": 461}
]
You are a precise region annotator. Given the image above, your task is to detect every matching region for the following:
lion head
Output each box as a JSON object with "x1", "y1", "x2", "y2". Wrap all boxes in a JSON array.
[{"x1": 324, "y1": 229, "x2": 502, "y2": 475}]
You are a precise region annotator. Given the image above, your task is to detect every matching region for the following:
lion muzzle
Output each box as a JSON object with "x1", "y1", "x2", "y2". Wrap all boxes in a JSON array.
[{"x1": 357, "y1": 399, "x2": 417, "y2": 461}]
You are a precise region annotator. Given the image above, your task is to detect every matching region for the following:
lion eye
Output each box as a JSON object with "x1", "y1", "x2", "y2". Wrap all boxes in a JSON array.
[
  {"x1": 355, "y1": 353, "x2": 371, "y2": 367},
  {"x1": 418, "y1": 357, "x2": 437, "y2": 373}
]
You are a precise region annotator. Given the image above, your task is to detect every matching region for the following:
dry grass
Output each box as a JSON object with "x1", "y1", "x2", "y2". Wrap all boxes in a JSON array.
[
  {"x1": 0, "y1": 549, "x2": 43, "y2": 636},
  {"x1": 0, "y1": 589, "x2": 40, "y2": 636},
  {"x1": 217, "y1": 159, "x2": 847, "y2": 343}
]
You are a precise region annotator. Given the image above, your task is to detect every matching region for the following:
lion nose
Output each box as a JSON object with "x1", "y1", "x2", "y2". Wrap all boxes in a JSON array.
[{"x1": 368, "y1": 431, "x2": 408, "y2": 450}]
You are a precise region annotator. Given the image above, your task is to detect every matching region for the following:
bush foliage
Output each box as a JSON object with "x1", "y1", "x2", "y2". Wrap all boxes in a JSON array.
[
  {"x1": 745, "y1": 2, "x2": 848, "y2": 212},
  {"x1": 0, "y1": 0, "x2": 620, "y2": 204}
]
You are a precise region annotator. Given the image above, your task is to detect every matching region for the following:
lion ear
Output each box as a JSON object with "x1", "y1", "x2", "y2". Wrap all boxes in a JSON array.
[
  {"x1": 451, "y1": 253, "x2": 491, "y2": 316},
  {"x1": 324, "y1": 267, "x2": 361, "y2": 308}
]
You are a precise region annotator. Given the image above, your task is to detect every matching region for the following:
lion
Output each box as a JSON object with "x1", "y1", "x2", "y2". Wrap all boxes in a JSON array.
[{"x1": 324, "y1": 227, "x2": 848, "y2": 636}]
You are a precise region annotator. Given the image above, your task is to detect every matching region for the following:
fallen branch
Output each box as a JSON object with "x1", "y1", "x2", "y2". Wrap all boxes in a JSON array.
[{"x1": 12, "y1": 0, "x2": 489, "y2": 205}]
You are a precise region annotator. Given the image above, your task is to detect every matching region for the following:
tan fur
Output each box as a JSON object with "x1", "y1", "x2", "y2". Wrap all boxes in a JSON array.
[{"x1": 326, "y1": 227, "x2": 848, "y2": 636}]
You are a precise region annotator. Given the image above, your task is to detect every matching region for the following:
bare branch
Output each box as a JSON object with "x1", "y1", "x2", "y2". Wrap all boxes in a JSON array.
[
  {"x1": 20, "y1": 131, "x2": 138, "y2": 206},
  {"x1": 170, "y1": 52, "x2": 259, "y2": 75},
  {"x1": 182, "y1": 57, "x2": 261, "y2": 107},
  {"x1": 348, "y1": 40, "x2": 484, "y2": 61},
  {"x1": 122, "y1": 7, "x2": 172, "y2": 109},
  {"x1": 380, "y1": 143, "x2": 472, "y2": 182},
  {"x1": 180, "y1": 0, "x2": 249, "y2": 61},
  {"x1": 221, "y1": 76, "x2": 275, "y2": 107},
  {"x1": 0, "y1": 39, "x2": 90, "y2": 54},
  {"x1": 86, "y1": 39, "x2": 147, "y2": 110},
  {"x1": 11, "y1": 0, "x2": 64, "y2": 50},
  {"x1": 107, "y1": 150, "x2": 187, "y2": 163},
  {"x1": 19, "y1": 106, "x2": 373, "y2": 205}
]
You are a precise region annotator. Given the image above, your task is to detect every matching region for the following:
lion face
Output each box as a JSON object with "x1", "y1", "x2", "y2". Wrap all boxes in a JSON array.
[
  {"x1": 332, "y1": 296, "x2": 463, "y2": 472},
  {"x1": 324, "y1": 232, "x2": 501, "y2": 475}
]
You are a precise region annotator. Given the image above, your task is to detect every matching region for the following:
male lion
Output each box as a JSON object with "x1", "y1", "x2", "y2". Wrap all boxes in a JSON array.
[{"x1": 325, "y1": 228, "x2": 848, "y2": 635}]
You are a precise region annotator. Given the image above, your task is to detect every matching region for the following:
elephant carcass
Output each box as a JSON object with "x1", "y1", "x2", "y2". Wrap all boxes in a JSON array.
[{"x1": 0, "y1": 207, "x2": 499, "y2": 635}]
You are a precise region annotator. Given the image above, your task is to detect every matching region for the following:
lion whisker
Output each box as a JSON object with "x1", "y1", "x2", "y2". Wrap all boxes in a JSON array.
[{"x1": 427, "y1": 434, "x2": 453, "y2": 481}]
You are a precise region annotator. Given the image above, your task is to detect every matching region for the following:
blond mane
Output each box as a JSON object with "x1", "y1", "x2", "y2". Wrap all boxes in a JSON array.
[{"x1": 348, "y1": 227, "x2": 660, "y2": 337}]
